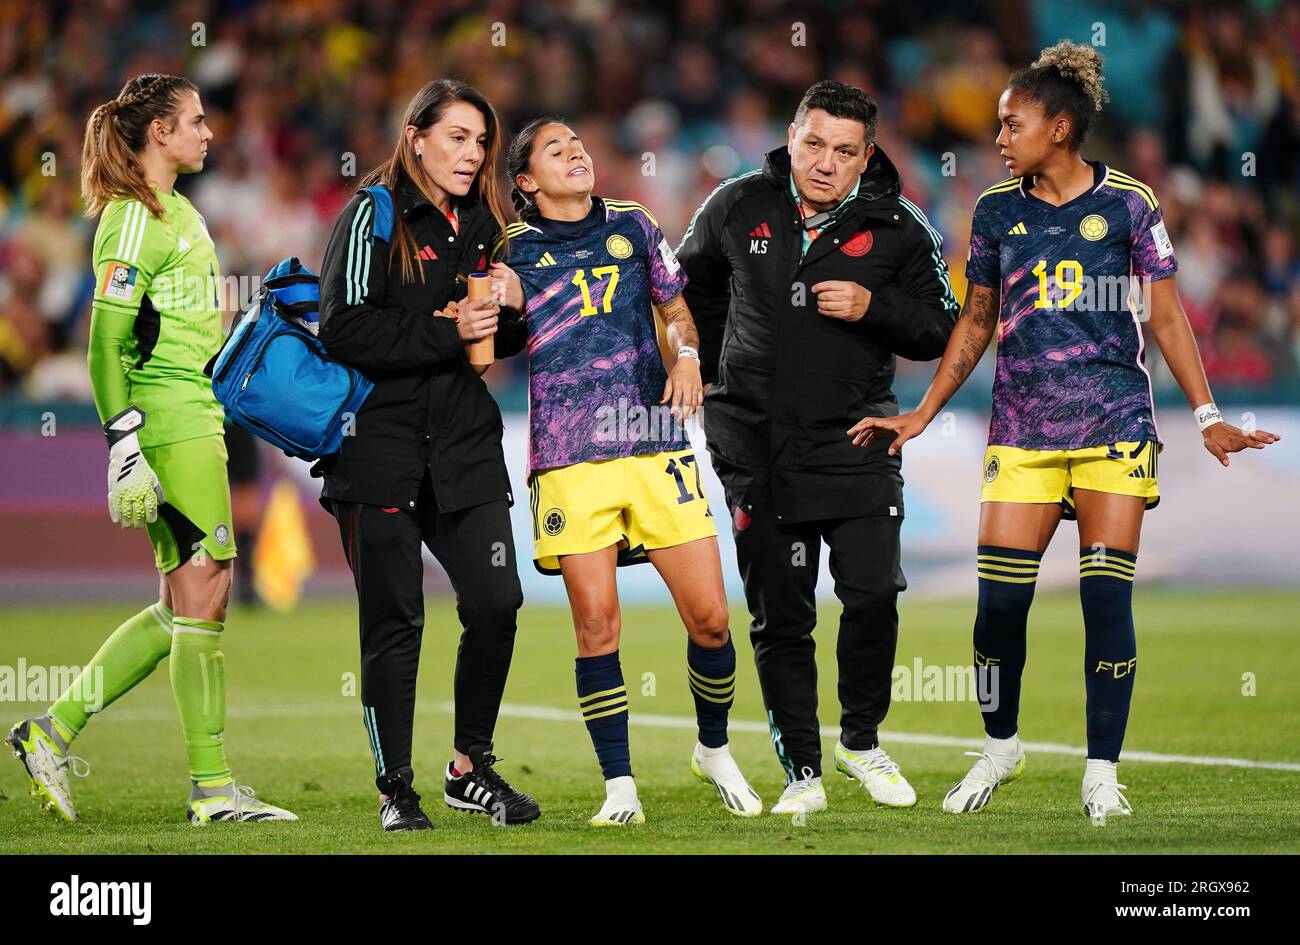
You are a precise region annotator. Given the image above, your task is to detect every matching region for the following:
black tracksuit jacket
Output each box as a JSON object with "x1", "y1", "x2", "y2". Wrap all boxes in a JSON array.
[
  {"x1": 315, "y1": 180, "x2": 525, "y2": 512},
  {"x1": 676, "y1": 145, "x2": 960, "y2": 523}
]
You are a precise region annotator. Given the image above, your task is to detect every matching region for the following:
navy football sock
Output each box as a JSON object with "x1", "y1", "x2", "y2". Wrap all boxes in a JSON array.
[
  {"x1": 576, "y1": 651, "x2": 632, "y2": 780},
  {"x1": 687, "y1": 636, "x2": 736, "y2": 749},
  {"x1": 1079, "y1": 547, "x2": 1138, "y2": 762},
  {"x1": 973, "y1": 545, "x2": 1042, "y2": 739}
]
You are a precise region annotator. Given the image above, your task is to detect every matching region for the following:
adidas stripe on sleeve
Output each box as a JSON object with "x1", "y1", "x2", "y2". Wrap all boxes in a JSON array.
[{"x1": 92, "y1": 199, "x2": 173, "y2": 316}]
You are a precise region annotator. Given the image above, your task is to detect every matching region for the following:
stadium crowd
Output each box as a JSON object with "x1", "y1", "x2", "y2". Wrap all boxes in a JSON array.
[{"x1": 2, "y1": 0, "x2": 1298, "y2": 403}]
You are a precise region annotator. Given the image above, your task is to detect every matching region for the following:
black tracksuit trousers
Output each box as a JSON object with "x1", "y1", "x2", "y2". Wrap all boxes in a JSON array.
[
  {"x1": 333, "y1": 470, "x2": 523, "y2": 790},
  {"x1": 732, "y1": 483, "x2": 906, "y2": 781}
]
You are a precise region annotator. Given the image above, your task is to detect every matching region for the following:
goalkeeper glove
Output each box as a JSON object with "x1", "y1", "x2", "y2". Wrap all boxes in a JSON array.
[{"x1": 104, "y1": 406, "x2": 164, "y2": 528}]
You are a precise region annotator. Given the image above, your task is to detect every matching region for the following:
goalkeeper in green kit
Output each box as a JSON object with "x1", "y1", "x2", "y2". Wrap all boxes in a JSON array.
[{"x1": 6, "y1": 75, "x2": 295, "y2": 825}]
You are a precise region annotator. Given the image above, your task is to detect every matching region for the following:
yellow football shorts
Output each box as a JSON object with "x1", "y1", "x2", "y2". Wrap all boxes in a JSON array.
[
  {"x1": 980, "y1": 440, "x2": 1160, "y2": 519},
  {"x1": 529, "y1": 448, "x2": 717, "y2": 574}
]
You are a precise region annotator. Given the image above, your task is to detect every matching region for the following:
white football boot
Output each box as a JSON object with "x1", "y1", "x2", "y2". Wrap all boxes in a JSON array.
[
  {"x1": 770, "y1": 767, "x2": 827, "y2": 815},
  {"x1": 186, "y1": 780, "x2": 298, "y2": 826},
  {"x1": 691, "y1": 742, "x2": 762, "y2": 816},
  {"x1": 588, "y1": 775, "x2": 644, "y2": 826},
  {"x1": 834, "y1": 742, "x2": 917, "y2": 807},
  {"x1": 7, "y1": 715, "x2": 88, "y2": 822},
  {"x1": 1081, "y1": 760, "x2": 1132, "y2": 826},
  {"x1": 942, "y1": 737, "x2": 1026, "y2": 814}
]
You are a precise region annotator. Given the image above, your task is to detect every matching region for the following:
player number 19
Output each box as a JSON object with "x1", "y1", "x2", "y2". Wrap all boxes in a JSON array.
[{"x1": 1032, "y1": 258, "x2": 1084, "y2": 310}]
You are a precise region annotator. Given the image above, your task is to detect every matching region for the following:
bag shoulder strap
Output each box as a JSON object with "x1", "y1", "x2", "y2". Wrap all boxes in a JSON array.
[{"x1": 362, "y1": 184, "x2": 396, "y2": 243}]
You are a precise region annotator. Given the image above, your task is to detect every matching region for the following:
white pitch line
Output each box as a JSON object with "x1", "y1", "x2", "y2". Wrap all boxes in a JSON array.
[{"x1": 91, "y1": 699, "x2": 1300, "y2": 773}]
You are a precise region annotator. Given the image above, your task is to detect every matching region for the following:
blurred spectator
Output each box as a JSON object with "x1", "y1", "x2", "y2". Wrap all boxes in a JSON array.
[
  {"x1": 0, "y1": 0, "x2": 1296, "y2": 408},
  {"x1": 1185, "y1": 5, "x2": 1280, "y2": 177},
  {"x1": 0, "y1": 243, "x2": 52, "y2": 386}
]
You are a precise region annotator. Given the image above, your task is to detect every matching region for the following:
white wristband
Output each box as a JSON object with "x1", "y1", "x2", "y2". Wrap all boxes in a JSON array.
[
  {"x1": 676, "y1": 345, "x2": 699, "y2": 361},
  {"x1": 1194, "y1": 403, "x2": 1223, "y2": 430}
]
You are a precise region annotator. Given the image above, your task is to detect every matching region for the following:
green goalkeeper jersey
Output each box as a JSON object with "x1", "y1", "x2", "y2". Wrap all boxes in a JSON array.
[{"x1": 90, "y1": 188, "x2": 225, "y2": 448}]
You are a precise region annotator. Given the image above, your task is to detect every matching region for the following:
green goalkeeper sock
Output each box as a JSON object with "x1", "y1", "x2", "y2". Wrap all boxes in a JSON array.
[
  {"x1": 49, "y1": 601, "x2": 173, "y2": 739},
  {"x1": 170, "y1": 616, "x2": 231, "y2": 786}
]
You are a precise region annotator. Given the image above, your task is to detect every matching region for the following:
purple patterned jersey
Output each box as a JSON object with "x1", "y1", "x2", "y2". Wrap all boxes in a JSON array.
[
  {"x1": 501, "y1": 197, "x2": 689, "y2": 473},
  {"x1": 965, "y1": 163, "x2": 1178, "y2": 449}
]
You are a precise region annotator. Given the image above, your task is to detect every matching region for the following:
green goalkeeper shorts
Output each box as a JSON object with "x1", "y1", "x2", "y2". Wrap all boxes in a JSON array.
[{"x1": 142, "y1": 434, "x2": 237, "y2": 573}]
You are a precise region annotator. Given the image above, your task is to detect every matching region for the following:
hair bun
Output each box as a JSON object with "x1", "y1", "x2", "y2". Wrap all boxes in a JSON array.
[{"x1": 1031, "y1": 39, "x2": 1108, "y2": 112}]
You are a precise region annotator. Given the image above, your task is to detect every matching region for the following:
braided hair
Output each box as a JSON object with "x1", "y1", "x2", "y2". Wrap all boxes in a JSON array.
[{"x1": 81, "y1": 74, "x2": 199, "y2": 219}]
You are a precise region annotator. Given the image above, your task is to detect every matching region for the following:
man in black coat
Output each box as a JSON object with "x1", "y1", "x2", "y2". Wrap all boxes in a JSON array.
[{"x1": 676, "y1": 80, "x2": 959, "y2": 813}]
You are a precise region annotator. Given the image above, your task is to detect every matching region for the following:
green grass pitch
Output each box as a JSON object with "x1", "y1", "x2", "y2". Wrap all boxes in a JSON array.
[{"x1": 2, "y1": 590, "x2": 1298, "y2": 853}]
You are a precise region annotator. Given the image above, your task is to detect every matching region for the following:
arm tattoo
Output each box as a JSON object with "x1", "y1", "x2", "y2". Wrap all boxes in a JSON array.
[
  {"x1": 946, "y1": 285, "x2": 999, "y2": 387},
  {"x1": 950, "y1": 347, "x2": 974, "y2": 386},
  {"x1": 657, "y1": 294, "x2": 700, "y2": 349},
  {"x1": 969, "y1": 284, "x2": 999, "y2": 331}
]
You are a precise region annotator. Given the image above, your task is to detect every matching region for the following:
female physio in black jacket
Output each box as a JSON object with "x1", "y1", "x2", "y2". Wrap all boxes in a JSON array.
[{"x1": 317, "y1": 79, "x2": 536, "y2": 831}]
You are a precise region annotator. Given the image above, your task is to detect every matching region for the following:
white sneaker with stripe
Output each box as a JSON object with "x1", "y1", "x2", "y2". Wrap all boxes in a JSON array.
[
  {"x1": 691, "y1": 742, "x2": 762, "y2": 816},
  {"x1": 186, "y1": 779, "x2": 298, "y2": 825},
  {"x1": 589, "y1": 775, "x2": 644, "y2": 826},
  {"x1": 942, "y1": 740, "x2": 1026, "y2": 814},
  {"x1": 834, "y1": 741, "x2": 917, "y2": 807},
  {"x1": 1081, "y1": 760, "x2": 1132, "y2": 826},
  {"x1": 769, "y1": 773, "x2": 827, "y2": 815}
]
